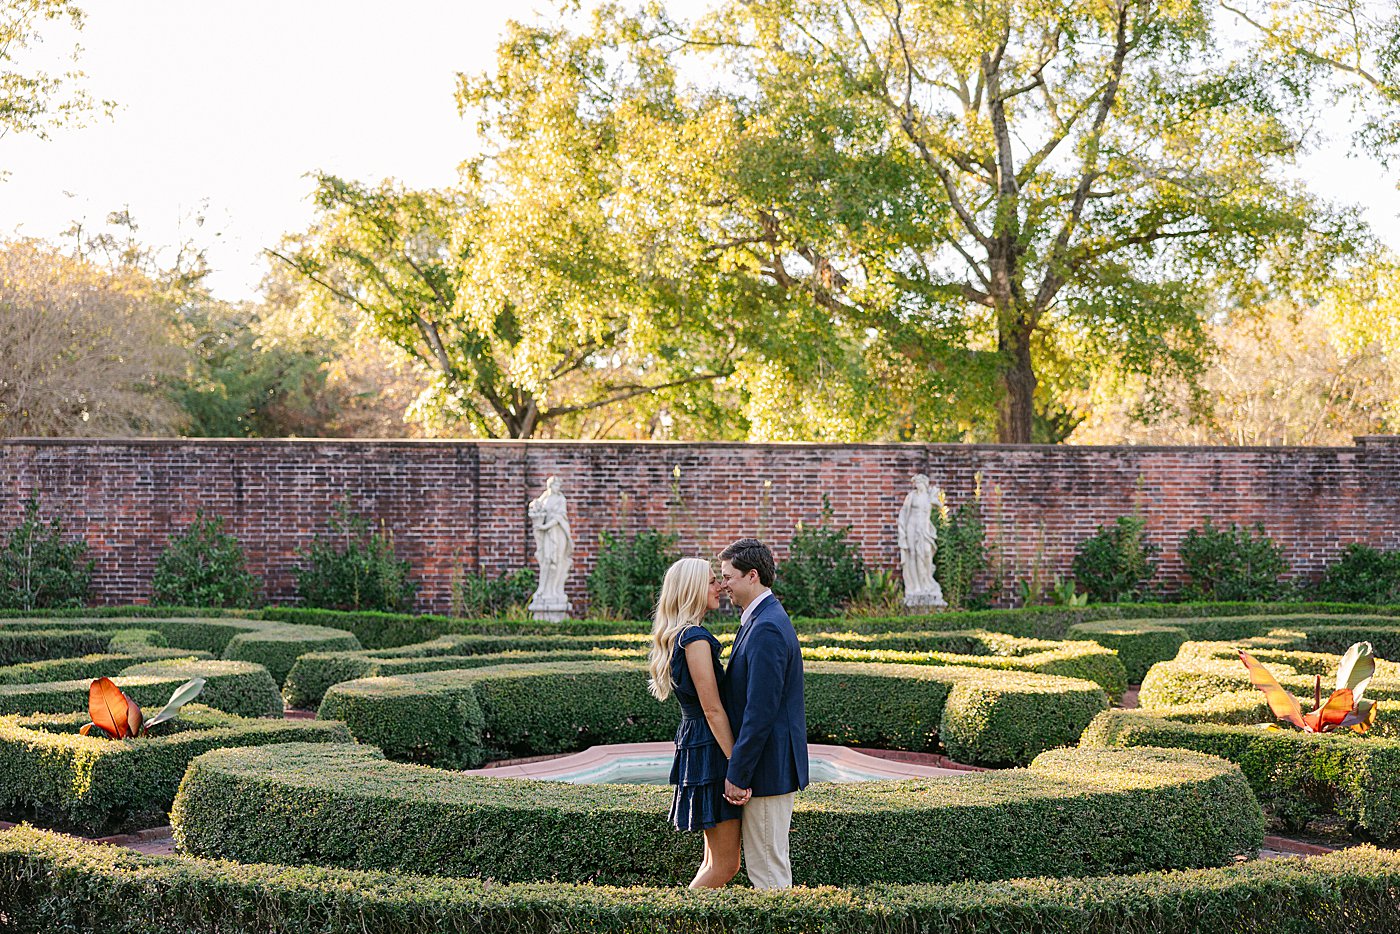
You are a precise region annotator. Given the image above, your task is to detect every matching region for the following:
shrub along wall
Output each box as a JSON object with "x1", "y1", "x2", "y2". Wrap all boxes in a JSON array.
[
  {"x1": 0, "y1": 659, "x2": 283, "y2": 719},
  {"x1": 316, "y1": 659, "x2": 1108, "y2": 768},
  {"x1": 9, "y1": 825, "x2": 1398, "y2": 934},
  {"x1": 0, "y1": 706, "x2": 351, "y2": 834},
  {"x1": 170, "y1": 743, "x2": 1261, "y2": 887},
  {"x1": 1081, "y1": 710, "x2": 1400, "y2": 841}
]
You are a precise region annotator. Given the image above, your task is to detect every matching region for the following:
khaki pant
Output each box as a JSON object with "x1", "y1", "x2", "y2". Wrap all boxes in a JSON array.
[{"x1": 741, "y1": 792, "x2": 796, "y2": 889}]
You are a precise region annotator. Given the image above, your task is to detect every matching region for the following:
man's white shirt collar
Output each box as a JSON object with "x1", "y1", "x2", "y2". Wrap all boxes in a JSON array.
[{"x1": 739, "y1": 589, "x2": 773, "y2": 627}]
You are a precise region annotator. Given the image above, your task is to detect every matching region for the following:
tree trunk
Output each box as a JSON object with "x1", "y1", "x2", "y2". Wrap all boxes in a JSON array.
[{"x1": 996, "y1": 312, "x2": 1036, "y2": 443}]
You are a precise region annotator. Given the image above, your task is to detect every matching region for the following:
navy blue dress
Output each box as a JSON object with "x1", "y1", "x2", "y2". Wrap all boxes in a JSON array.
[{"x1": 668, "y1": 625, "x2": 744, "y2": 831}]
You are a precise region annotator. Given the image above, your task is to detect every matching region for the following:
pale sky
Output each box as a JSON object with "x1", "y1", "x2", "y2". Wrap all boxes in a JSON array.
[{"x1": 1, "y1": 0, "x2": 1396, "y2": 302}]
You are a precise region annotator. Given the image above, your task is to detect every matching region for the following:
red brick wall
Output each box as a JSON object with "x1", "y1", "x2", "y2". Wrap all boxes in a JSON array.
[{"x1": 1, "y1": 437, "x2": 1396, "y2": 613}]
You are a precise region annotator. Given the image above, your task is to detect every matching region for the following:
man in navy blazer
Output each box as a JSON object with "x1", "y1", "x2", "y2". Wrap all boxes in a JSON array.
[{"x1": 718, "y1": 538, "x2": 808, "y2": 889}]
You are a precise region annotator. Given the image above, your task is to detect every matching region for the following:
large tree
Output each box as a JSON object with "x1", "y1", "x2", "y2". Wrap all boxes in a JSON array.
[
  {"x1": 0, "y1": 1, "x2": 109, "y2": 149},
  {"x1": 622, "y1": 0, "x2": 1361, "y2": 441}
]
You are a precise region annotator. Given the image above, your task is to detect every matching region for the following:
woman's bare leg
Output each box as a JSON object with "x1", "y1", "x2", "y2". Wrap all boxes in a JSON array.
[{"x1": 690, "y1": 819, "x2": 742, "y2": 888}]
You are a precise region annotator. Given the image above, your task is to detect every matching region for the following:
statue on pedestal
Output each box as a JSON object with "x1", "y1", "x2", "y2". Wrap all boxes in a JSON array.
[
  {"x1": 528, "y1": 476, "x2": 574, "y2": 620},
  {"x1": 898, "y1": 474, "x2": 946, "y2": 609}
]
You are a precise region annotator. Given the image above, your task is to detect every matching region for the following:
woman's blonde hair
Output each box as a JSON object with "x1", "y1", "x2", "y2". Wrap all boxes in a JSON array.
[{"x1": 647, "y1": 557, "x2": 714, "y2": 701}]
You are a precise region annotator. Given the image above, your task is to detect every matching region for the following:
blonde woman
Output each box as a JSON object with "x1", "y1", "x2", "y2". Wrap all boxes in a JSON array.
[{"x1": 647, "y1": 556, "x2": 742, "y2": 888}]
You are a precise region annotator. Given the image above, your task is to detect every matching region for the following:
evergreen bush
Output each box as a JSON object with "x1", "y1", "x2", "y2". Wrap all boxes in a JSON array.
[
  {"x1": 586, "y1": 530, "x2": 679, "y2": 619},
  {"x1": 453, "y1": 567, "x2": 536, "y2": 617},
  {"x1": 0, "y1": 497, "x2": 93, "y2": 611},
  {"x1": 935, "y1": 500, "x2": 989, "y2": 610},
  {"x1": 1311, "y1": 543, "x2": 1400, "y2": 604},
  {"x1": 1178, "y1": 519, "x2": 1289, "y2": 601},
  {"x1": 294, "y1": 500, "x2": 416, "y2": 613},
  {"x1": 776, "y1": 501, "x2": 865, "y2": 617},
  {"x1": 152, "y1": 512, "x2": 260, "y2": 608},
  {"x1": 1072, "y1": 515, "x2": 1159, "y2": 603}
]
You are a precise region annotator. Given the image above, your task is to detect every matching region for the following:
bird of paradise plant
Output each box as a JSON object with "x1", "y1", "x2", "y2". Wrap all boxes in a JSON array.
[
  {"x1": 1239, "y1": 641, "x2": 1379, "y2": 734},
  {"x1": 78, "y1": 676, "x2": 205, "y2": 739}
]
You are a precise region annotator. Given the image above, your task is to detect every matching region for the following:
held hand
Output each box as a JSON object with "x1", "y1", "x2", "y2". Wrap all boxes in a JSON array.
[{"x1": 724, "y1": 780, "x2": 751, "y2": 805}]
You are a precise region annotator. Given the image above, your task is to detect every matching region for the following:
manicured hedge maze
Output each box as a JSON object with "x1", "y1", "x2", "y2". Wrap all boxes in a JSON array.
[
  {"x1": 317, "y1": 659, "x2": 1109, "y2": 768},
  {"x1": 0, "y1": 706, "x2": 352, "y2": 834},
  {"x1": 170, "y1": 742, "x2": 1261, "y2": 886},
  {"x1": 10, "y1": 825, "x2": 1399, "y2": 934},
  {"x1": 0, "y1": 659, "x2": 283, "y2": 719}
]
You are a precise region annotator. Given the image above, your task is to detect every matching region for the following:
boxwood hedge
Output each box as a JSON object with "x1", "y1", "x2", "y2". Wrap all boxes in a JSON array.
[
  {"x1": 0, "y1": 658, "x2": 283, "y2": 719},
  {"x1": 1081, "y1": 709, "x2": 1400, "y2": 841},
  {"x1": 10, "y1": 825, "x2": 1397, "y2": 934},
  {"x1": 0, "y1": 616, "x2": 361, "y2": 686},
  {"x1": 0, "y1": 706, "x2": 352, "y2": 834},
  {"x1": 317, "y1": 659, "x2": 1108, "y2": 768},
  {"x1": 170, "y1": 742, "x2": 1261, "y2": 887}
]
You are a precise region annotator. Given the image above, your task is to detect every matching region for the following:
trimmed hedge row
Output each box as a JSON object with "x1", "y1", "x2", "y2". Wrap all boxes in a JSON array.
[
  {"x1": 0, "y1": 628, "x2": 112, "y2": 665},
  {"x1": 1068, "y1": 614, "x2": 1400, "y2": 682},
  {"x1": 317, "y1": 659, "x2": 1108, "y2": 767},
  {"x1": 264, "y1": 601, "x2": 1400, "y2": 649},
  {"x1": 0, "y1": 616, "x2": 361, "y2": 686},
  {"x1": 0, "y1": 658, "x2": 283, "y2": 719},
  {"x1": 11, "y1": 825, "x2": 1399, "y2": 934},
  {"x1": 170, "y1": 742, "x2": 1261, "y2": 886},
  {"x1": 0, "y1": 706, "x2": 351, "y2": 834},
  {"x1": 1081, "y1": 709, "x2": 1400, "y2": 841},
  {"x1": 0, "y1": 627, "x2": 212, "y2": 685}
]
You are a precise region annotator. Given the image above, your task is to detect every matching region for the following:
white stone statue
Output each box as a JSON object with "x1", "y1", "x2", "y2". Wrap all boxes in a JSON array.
[
  {"x1": 898, "y1": 474, "x2": 946, "y2": 609},
  {"x1": 528, "y1": 476, "x2": 574, "y2": 620}
]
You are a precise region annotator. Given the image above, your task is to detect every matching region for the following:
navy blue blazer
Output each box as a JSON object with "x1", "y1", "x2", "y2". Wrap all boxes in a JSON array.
[{"x1": 722, "y1": 594, "x2": 809, "y2": 796}]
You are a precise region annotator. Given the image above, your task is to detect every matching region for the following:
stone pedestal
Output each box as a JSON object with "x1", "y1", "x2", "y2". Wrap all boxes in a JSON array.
[
  {"x1": 904, "y1": 584, "x2": 946, "y2": 610},
  {"x1": 528, "y1": 594, "x2": 572, "y2": 622}
]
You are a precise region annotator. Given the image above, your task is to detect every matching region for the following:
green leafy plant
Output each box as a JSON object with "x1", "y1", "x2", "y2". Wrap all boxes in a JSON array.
[
  {"x1": 1178, "y1": 519, "x2": 1289, "y2": 601},
  {"x1": 0, "y1": 497, "x2": 93, "y2": 611},
  {"x1": 152, "y1": 511, "x2": 260, "y2": 608},
  {"x1": 79, "y1": 676, "x2": 205, "y2": 739},
  {"x1": 845, "y1": 568, "x2": 905, "y2": 617},
  {"x1": 453, "y1": 567, "x2": 536, "y2": 618},
  {"x1": 1239, "y1": 641, "x2": 1379, "y2": 734},
  {"x1": 777, "y1": 500, "x2": 865, "y2": 618},
  {"x1": 934, "y1": 499, "x2": 989, "y2": 610},
  {"x1": 587, "y1": 530, "x2": 680, "y2": 619},
  {"x1": 294, "y1": 500, "x2": 416, "y2": 613},
  {"x1": 1311, "y1": 544, "x2": 1400, "y2": 604},
  {"x1": 1072, "y1": 515, "x2": 1159, "y2": 603}
]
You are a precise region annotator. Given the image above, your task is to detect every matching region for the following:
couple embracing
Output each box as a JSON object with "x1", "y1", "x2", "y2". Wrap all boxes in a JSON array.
[{"x1": 645, "y1": 538, "x2": 809, "y2": 889}]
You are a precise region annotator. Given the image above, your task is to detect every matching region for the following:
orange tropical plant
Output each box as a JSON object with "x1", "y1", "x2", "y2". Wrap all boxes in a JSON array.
[
  {"x1": 78, "y1": 676, "x2": 205, "y2": 739},
  {"x1": 1239, "y1": 641, "x2": 1379, "y2": 734}
]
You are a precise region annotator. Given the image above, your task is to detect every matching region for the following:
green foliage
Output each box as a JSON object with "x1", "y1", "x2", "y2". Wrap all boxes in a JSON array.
[
  {"x1": 152, "y1": 512, "x2": 261, "y2": 608},
  {"x1": 934, "y1": 500, "x2": 989, "y2": 610},
  {"x1": 0, "y1": 707, "x2": 351, "y2": 835},
  {"x1": 776, "y1": 503, "x2": 866, "y2": 618},
  {"x1": 1311, "y1": 543, "x2": 1400, "y2": 603},
  {"x1": 585, "y1": 530, "x2": 679, "y2": 619},
  {"x1": 11, "y1": 825, "x2": 1400, "y2": 934},
  {"x1": 317, "y1": 658, "x2": 1106, "y2": 769},
  {"x1": 1178, "y1": 519, "x2": 1290, "y2": 601},
  {"x1": 218, "y1": 626, "x2": 361, "y2": 687},
  {"x1": 0, "y1": 497, "x2": 93, "y2": 611},
  {"x1": 453, "y1": 567, "x2": 536, "y2": 618},
  {"x1": 0, "y1": 659, "x2": 282, "y2": 719},
  {"x1": 0, "y1": 628, "x2": 109, "y2": 665},
  {"x1": 1073, "y1": 515, "x2": 1160, "y2": 603},
  {"x1": 844, "y1": 568, "x2": 904, "y2": 616},
  {"x1": 170, "y1": 742, "x2": 1256, "y2": 886},
  {"x1": 294, "y1": 500, "x2": 416, "y2": 613},
  {"x1": 1083, "y1": 710, "x2": 1400, "y2": 840}
]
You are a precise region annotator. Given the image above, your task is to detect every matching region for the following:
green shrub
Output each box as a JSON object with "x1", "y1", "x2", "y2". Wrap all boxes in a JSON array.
[
  {"x1": 218, "y1": 625, "x2": 360, "y2": 686},
  {"x1": 0, "y1": 497, "x2": 93, "y2": 611},
  {"x1": 777, "y1": 503, "x2": 866, "y2": 618},
  {"x1": 1082, "y1": 709, "x2": 1400, "y2": 840},
  {"x1": 934, "y1": 499, "x2": 989, "y2": 610},
  {"x1": 8, "y1": 824, "x2": 1399, "y2": 934},
  {"x1": 586, "y1": 529, "x2": 679, "y2": 619},
  {"x1": 1311, "y1": 543, "x2": 1400, "y2": 604},
  {"x1": 0, "y1": 627, "x2": 110, "y2": 665},
  {"x1": 318, "y1": 659, "x2": 1107, "y2": 768},
  {"x1": 170, "y1": 743, "x2": 1258, "y2": 886},
  {"x1": 294, "y1": 500, "x2": 416, "y2": 613},
  {"x1": 152, "y1": 512, "x2": 261, "y2": 608},
  {"x1": 0, "y1": 706, "x2": 351, "y2": 834},
  {"x1": 454, "y1": 567, "x2": 536, "y2": 617},
  {"x1": 1072, "y1": 515, "x2": 1159, "y2": 603},
  {"x1": 0, "y1": 659, "x2": 283, "y2": 719},
  {"x1": 0, "y1": 647, "x2": 213, "y2": 686},
  {"x1": 1178, "y1": 519, "x2": 1290, "y2": 601}
]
